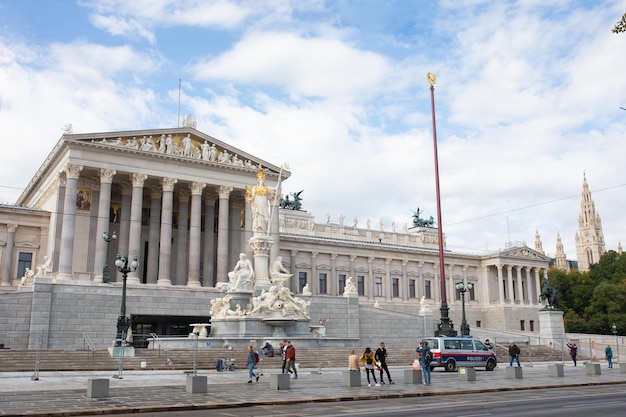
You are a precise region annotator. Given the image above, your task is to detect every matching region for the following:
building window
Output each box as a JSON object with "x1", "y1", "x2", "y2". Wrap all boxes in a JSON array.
[
  {"x1": 374, "y1": 277, "x2": 383, "y2": 297},
  {"x1": 520, "y1": 320, "x2": 525, "y2": 331},
  {"x1": 17, "y1": 252, "x2": 33, "y2": 278},
  {"x1": 298, "y1": 272, "x2": 307, "y2": 292},
  {"x1": 476, "y1": 321, "x2": 481, "y2": 328},
  {"x1": 455, "y1": 287, "x2": 461, "y2": 301},
  {"x1": 469, "y1": 284, "x2": 476, "y2": 301},
  {"x1": 408, "y1": 279, "x2": 416, "y2": 298},
  {"x1": 318, "y1": 273, "x2": 327, "y2": 294},
  {"x1": 392, "y1": 278, "x2": 399, "y2": 298},
  {"x1": 529, "y1": 320, "x2": 534, "y2": 331},
  {"x1": 338, "y1": 274, "x2": 346, "y2": 295},
  {"x1": 357, "y1": 275, "x2": 365, "y2": 296},
  {"x1": 424, "y1": 280, "x2": 432, "y2": 299}
]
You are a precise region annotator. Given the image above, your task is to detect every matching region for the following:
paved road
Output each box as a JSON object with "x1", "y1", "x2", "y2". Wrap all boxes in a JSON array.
[{"x1": 1, "y1": 362, "x2": 625, "y2": 416}]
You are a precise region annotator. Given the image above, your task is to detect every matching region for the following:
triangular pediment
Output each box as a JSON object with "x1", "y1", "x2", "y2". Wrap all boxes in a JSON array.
[{"x1": 494, "y1": 246, "x2": 550, "y2": 261}]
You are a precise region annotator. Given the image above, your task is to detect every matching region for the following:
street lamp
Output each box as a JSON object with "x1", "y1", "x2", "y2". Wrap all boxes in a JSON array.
[
  {"x1": 612, "y1": 323, "x2": 620, "y2": 362},
  {"x1": 456, "y1": 281, "x2": 473, "y2": 336},
  {"x1": 102, "y1": 231, "x2": 117, "y2": 283},
  {"x1": 115, "y1": 254, "x2": 138, "y2": 346}
]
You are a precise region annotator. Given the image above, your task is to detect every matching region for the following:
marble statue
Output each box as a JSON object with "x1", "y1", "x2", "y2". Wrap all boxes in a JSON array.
[
  {"x1": 34, "y1": 256, "x2": 52, "y2": 278},
  {"x1": 20, "y1": 268, "x2": 35, "y2": 286},
  {"x1": 301, "y1": 283, "x2": 312, "y2": 296},
  {"x1": 246, "y1": 168, "x2": 271, "y2": 236},
  {"x1": 227, "y1": 253, "x2": 255, "y2": 291},
  {"x1": 343, "y1": 276, "x2": 357, "y2": 296},
  {"x1": 247, "y1": 285, "x2": 311, "y2": 320},
  {"x1": 181, "y1": 134, "x2": 193, "y2": 157},
  {"x1": 209, "y1": 295, "x2": 245, "y2": 318},
  {"x1": 269, "y1": 256, "x2": 292, "y2": 286},
  {"x1": 208, "y1": 144, "x2": 217, "y2": 161},
  {"x1": 249, "y1": 286, "x2": 279, "y2": 315},
  {"x1": 339, "y1": 214, "x2": 344, "y2": 226}
]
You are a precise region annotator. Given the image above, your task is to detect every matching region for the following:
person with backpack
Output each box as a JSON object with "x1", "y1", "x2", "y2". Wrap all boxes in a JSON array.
[
  {"x1": 375, "y1": 342, "x2": 394, "y2": 384},
  {"x1": 359, "y1": 347, "x2": 380, "y2": 387},
  {"x1": 508, "y1": 340, "x2": 521, "y2": 367},
  {"x1": 605, "y1": 345, "x2": 613, "y2": 368},
  {"x1": 415, "y1": 341, "x2": 432, "y2": 385},
  {"x1": 246, "y1": 344, "x2": 260, "y2": 383}
]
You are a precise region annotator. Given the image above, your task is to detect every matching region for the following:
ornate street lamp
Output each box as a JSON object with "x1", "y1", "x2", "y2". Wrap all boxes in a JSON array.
[
  {"x1": 115, "y1": 254, "x2": 138, "y2": 346},
  {"x1": 456, "y1": 281, "x2": 473, "y2": 336},
  {"x1": 612, "y1": 323, "x2": 620, "y2": 362},
  {"x1": 102, "y1": 231, "x2": 117, "y2": 283}
]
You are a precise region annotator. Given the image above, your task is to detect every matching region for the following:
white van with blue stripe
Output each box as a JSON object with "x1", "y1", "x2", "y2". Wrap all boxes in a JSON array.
[{"x1": 420, "y1": 337, "x2": 497, "y2": 372}]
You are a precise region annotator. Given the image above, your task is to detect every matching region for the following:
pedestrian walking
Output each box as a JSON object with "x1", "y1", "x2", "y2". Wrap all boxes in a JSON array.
[
  {"x1": 285, "y1": 340, "x2": 298, "y2": 379},
  {"x1": 415, "y1": 341, "x2": 432, "y2": 385},
  {"x1": 566, "y1": 342, "x2": 578, "y2": 366},
  {"x1": 375, "y1": 342, "x2": 394, "y2": 384},
  {"x1": 605, "y1": 345, "x2": 613, "y2": 368},
  {"x1": 508, "y1": 340, "x2": 521, "y2": 367},
  {"x1": 246, "y1": 345, "x2": 259, "y2": 383},
  {"x1": 280, "y1": 339, "x2": 292, "y2": 374},
  {"x1": 359, "y1": 347, "x2": 380, "y2": 387}
]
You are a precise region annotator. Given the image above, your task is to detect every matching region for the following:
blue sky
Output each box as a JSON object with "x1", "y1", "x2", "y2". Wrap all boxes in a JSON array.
[{"x1": 1, "y1": 0, "x2": 625, "y2": 259}]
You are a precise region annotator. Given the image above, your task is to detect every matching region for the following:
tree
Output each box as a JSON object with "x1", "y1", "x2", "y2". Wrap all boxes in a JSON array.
[{"x1": 613, "y1": 12, "x2": 626, "y2": 34}]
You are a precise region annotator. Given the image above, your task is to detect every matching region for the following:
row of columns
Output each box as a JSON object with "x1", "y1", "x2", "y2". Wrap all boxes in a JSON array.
[
  {"x1": 53, "y1": 163, "x2": 279, "y2": 286},
  {"x1": 496, "y1": 264, "x2": 543, "y2": 304}
]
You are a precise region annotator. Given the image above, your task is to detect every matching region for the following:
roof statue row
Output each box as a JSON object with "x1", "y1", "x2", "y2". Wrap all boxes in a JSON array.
[{"x1": 92, "y1": 134, "x2": 258, "y2": 168}]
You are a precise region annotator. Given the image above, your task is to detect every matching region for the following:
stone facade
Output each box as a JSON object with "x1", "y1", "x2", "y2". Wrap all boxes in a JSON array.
[{"x1": 0, "y1": 127, "x2": 552, "y2": 349}]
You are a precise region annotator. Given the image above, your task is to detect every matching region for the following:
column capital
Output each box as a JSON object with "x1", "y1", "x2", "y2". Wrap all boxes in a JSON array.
[
  {"x1": 99, "y1": 169, "x2": 116, "y2": 184},
  {"x1": 161, "y1": 177, "x2": 178, "y2": 192},
  {"x1": 190, "y1": 181, "x2": 206, "y2": 196},
  {"x1": 64, "y1": 163, "x2": 83, "y2": 180},
  {"x1": 7, "y1": 224, "x2": 17, "y2": 233},
  {"x1": 290, "y1": 250, "x2": 298, "y2": 256},
  {"x1": 402, "y1": 259, "x2": 409, "y2": 266},
  {"x1": 311, "y1": 251, "x2": 319, "y2": 258},
  {"x1": 218, "y1": 185, "x2": 233, "y2": 199},
  {"x1": 131, "y1": 173, "x2": 148, "y2": 187},
  {"x1": 331, "y1": 253, "x2": 338, "y2": 260}
]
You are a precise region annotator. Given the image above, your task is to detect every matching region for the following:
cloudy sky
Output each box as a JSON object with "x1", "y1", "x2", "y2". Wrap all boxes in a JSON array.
[{"x1": 1, "y1": 0, "x2": 625, "y2": 259}]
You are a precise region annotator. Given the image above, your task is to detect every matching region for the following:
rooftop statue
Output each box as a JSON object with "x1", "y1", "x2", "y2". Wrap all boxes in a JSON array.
[
  {"x1": 412, "y1": 207, "x2": 436, "y2": 228},
  {"x1": 279, "y1": 190, "x2": 303, "y2": 210}
]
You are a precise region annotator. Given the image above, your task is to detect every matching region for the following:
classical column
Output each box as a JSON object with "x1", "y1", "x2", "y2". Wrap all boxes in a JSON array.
[
  {"x1": 447, "y1": 264, "x2": 455, "y2": 305},
  {"x1": 117, "y1": 182, "x2": 132, "y2": 283},
  {"x1": 534, "y1": 268, "x2": 541, "y2": 304},
  {"x1": 515, "y1": 266, "x2": 523, "y2": 302},
  {"x1": 1, "y1": 224, "x2": 17, "y2": 286},
  {"x1": 269, "y1": 189, "x2": 281, "y2": 263},
  {"x1": 202, "y1": 193, "x2": 217, "y2": 287},
  {"x1": 310, "y1": 251, "x2": 319, "y2": 294},
  {"x1": 57, "y1": 163, "x2": 83, "y2": 280},
  {"x1": 243, "y1": 199, "x2": 253, "y2": 260},
  {"x1": 367, "y1": 256, "x2": 374, "y2": 300},
  {"x1": 525, "y1": 266, "x2": 533, "y2": 303},
  {"x1": 289, "y1": 249, "x2": 298, "y2": 291},
  {"x1": 330, "y1": 253, "x2": 338, "y2": 296},
  {"x1": 349, "y1": 255, "x2": 356, "y2": 280},
  {"x1": 496, "y1": 264, "x2": 505, "y2": 304},
  {"x1": 463, "y1": 265, "x2": 470, "y2": 300},
  {"x1": 127, "y1": 173, "x2": 147, "y2": 284},
  {"x1": 174, "y1": 189, "x2": 190, "y2": 286},
  {"x1": 157, "y1": 178, "x2": 177, "y2": 286},
  {"x1": 384, "y1": 258, "x2": 392, "y2": 301},
  {"x1": 146, "y1": 185, "x2": 161, "y2": 284},
  {"x1": 417, "y1": 261, "x2": 424, "y2": 299},
  {"x1": 187, "y1": 182, "x2": 205, "y2": 287},
  {"x1": 506, "y1": 265, "x2": 514, "y2": 302},
  {"x1": 93, "y1": 169, "x2": 116, "y2": 284},
  {"x1": 215, "y1": 186, "x2": 233, "y2": 283},
  {"x1": 401, "y1": 259, "x2": 409, "y2": 302}
]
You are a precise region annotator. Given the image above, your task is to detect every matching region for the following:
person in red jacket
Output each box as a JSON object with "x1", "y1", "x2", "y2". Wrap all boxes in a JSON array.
[{"x1": 284, "y1": 340, "x2": 298, "y2": 379}]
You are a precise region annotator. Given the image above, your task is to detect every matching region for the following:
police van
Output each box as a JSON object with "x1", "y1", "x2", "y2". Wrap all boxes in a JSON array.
[{"x1": 420, "y1": 336, "x2": 497, "y2": 372}]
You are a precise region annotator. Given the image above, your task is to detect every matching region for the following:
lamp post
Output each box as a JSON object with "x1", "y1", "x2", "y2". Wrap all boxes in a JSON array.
[
  {"x1": 115, "y1": 254, "x2": 138, "y2": 346},
  {"x1": 102, "y1": 231, "x2": 117, "y2": 283},
  {"x1": 612, "y1": 323, "x2": 620, "y2": 363},
  {"x1": 428, "y1": 72, "x2": 456, "y2": 337},
  {"x1": 456, "y1": 281, "x2": 473, "y2": 336}
]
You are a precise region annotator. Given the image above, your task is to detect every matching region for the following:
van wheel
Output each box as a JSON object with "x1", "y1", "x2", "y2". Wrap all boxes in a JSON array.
[
  {"x1": 485, "y1": 359, "x2": 496, "y2": 371},
  {"x1": 444, "y1": 360, "x2": 456, "y2": 372}
]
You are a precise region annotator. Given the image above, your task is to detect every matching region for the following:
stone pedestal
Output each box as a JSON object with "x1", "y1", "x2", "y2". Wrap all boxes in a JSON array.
[
  {"x1": 342, "y1": 370, "x2": 361, "y2": 387},
  {"x1": 403, "y1": 369, "x2": 423, "y2": 384},
  {"x1": 548, "y1": 363, "x2": 564, "y2": 377},
  {"x1": 506, "y1": 366, "x2": 523, "y2": 379},
  {"x1": 458, "y1": 367, "x2": 476, "y2": 381},
  {"x1": 585, "y1": 363, "x2": 601, "y2": 375},
  {"x1": 87, "y1": 379, "x2": 109, "y2": 398},
  {"x1": 270, "y1": 373, "x2": 290, "y2": 390},
  {"x1": 186, "y1": 375, "x2": 207, "y2": 393},
  {"x1": 620, "y1": 363, "x2": 626, "y2": 373},
  {"x1": 538, "y1": 309, "x2": 565, "y2": 343}
]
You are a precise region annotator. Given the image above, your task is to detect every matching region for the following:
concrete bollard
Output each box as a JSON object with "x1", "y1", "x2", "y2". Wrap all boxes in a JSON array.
[
  {"x1": 186, "y1": 375, "x2": 207, "y2": 393},
  {"x1": 548, "y1": 363, "x2": 564, "y2": 377},
  {"x1": 87, "y1": 378, "x2": 109, "y2": 398},
  {"x1": 619, "y1": 363, "x2": 626, "y2": 373},
  {"x1": 459, "y1": 367, "x2": 476, "y2": 381},
  {"x1": 506, "y1": 366, "x2": 523, "y2": 379},
  {"x1": 342, "y1": 370, "x2": 362, "y2": 387},
  {"x1": 403, "y1": 369, "x2": 423, "y2": 384},
  {"x1": 585, "y1": 363, "x2": 601, "y2": 375},
  {"x1": 270, "y1": 373, "x2": 290, "y2": 390}
]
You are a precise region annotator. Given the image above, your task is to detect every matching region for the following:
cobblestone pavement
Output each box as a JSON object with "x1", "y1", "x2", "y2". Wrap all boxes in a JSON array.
[{"x1": 1, "y1": 363, "x2": 625, "y2": 416}]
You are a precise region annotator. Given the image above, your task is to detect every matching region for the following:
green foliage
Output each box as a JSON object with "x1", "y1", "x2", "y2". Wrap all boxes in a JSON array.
[
  {"x1": 548, "y1": 250, "x2": 626, "y2": 335},
  {"x1": 613, "y1": 12, "x2": 626, "y2": 34}
]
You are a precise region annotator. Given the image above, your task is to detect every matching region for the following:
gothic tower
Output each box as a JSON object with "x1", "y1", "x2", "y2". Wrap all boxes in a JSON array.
[
  {"x1": 575, "y1": 176, "x2": 606, "y2": 271},
  {"x1": 534, "y1": 228, "x2": 544, "y2": 254},
  {"x1": 554, "y1": 233, "x2": 569, "y2": 271}
]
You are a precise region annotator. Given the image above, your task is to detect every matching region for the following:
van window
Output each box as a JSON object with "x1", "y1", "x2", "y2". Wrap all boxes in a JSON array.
[
  {"x1": 459, "y1": 340, "x2": 474, "y2": 350},
  {"x1": 423, "y1": 338, "x2": 438, "y2": 349},
  {"x1": 474, "y1": 341, "x2": 488, "y2": 351},
  {"x1": 444, "y1": 339, "x2": 460, "y2": 350}
]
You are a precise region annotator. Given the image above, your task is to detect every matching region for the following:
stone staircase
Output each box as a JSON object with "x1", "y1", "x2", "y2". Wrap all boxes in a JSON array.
[{"x1": 0, "y1": 344, "x2": 576, "y2": 373}]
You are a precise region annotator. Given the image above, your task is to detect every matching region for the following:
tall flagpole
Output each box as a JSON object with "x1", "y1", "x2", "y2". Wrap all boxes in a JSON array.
[
  {"x1": 428, "y1": 72, "x2": 456, "y2": 337},
  {"x1": 177, "y1": 78, "x2": 181, "y2": 127}
]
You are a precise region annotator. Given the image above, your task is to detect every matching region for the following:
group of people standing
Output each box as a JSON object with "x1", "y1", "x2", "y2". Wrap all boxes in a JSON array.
[
  {"x1": 567, "y1": 341, "x2": 614, "y2": 368},
  {"x1": 348, "y1": 342, "x2": 398, "y2": 387},
  {"x1": 247, "y1": 339, "x2": 298, "y2": 383}
]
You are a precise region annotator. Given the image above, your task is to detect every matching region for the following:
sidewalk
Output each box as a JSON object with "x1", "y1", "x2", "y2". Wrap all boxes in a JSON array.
[{"x1": 1, "y1": 362, "x2": 625, "y2": 416}]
